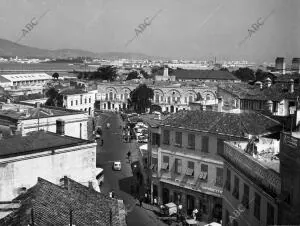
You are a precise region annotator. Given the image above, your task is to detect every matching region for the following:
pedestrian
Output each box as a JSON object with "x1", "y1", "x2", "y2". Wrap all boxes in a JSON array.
[
  {"x1": 139, "y1": 198, "x2": 143, "y2": 207},
  {"x1": 154, "y1": 197, "x2": 157, "y2": 206},
  {"x1": 101, "y1": 139, "x2": 104, "y2": 146}
]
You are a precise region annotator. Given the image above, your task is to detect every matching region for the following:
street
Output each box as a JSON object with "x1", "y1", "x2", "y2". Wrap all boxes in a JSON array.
[{"x1": 95, "y1": 112, "x2": 166, "y2": 226}]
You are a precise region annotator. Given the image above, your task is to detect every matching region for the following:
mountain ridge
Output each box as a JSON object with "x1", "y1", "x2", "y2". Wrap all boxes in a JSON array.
[{"x1": 0, "y1": 38, "x2": 165, "y2": 60}]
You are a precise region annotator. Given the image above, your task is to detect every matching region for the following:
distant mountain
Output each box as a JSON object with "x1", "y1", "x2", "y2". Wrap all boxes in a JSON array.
[{"x1": 0, "y1": 38, "x2": 162, "y2": 60}]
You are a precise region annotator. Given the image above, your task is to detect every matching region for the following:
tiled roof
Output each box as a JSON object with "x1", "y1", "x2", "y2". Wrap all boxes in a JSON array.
[
  {"x1": 161, "y1": 110, "x2": 282, "y2": 137},
  {"x1": 219, "y1": 83, "x2": 300, "y2": 101},
  {"x1": 174, "y1": 70, "x2": 239, "y2": 80},
  {"x1": 0, "y1": 131, "x2": 92, "y2": 158},
  {"x1": 60, "y1": 88, "x2": 87, "y2": 95},
  {"x1": 0, "y1": 177, "x2": 123, "y2": 226}
]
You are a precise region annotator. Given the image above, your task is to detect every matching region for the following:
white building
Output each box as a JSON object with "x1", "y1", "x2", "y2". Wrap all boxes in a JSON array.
[
  {"x1": 0, "y1": 73, "x2": 52, "y2": 87},
  {"x1": 61, "y1": 89, "x2": 97, "y2": 116},
  {"x1": 0, "y1": 130, "x2": 99, "y2": 201},
  {"x1": 0, "y1": 102, "x2": 90, "y2": 140}
]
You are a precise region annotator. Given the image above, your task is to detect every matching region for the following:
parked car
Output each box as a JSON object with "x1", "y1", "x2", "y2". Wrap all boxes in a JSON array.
[{"x1": 112, "y1": 161, "x2": 121, "y2": 171}]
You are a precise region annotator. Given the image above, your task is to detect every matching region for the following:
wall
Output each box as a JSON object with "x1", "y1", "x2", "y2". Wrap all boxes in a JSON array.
[
  {"x1": 222, "y1": 162, "x2": 278, "y2": 226},
  {"x1": 20, "y1": 113, "x2": 89, "y2": 139},
  {"x1": 0, "y1": 143, "x2": 98, "y2": 201},
  {"x1": 64, "y1": 92, "x2": 95, "y2": 116}
]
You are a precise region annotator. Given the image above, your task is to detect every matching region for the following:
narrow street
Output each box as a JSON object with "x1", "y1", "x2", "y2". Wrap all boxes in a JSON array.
[{"x1": 95, "y1": 112, "x2": 166, "y2": 226}]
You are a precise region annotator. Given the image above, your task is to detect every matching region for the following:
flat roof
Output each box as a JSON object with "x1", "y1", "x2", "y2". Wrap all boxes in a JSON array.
[{"x1": 0, "y1": 131, "x2": 93, "y2": 158}]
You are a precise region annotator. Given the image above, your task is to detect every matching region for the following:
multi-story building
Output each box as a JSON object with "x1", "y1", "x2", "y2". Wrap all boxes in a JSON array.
[
  {"x1": 221, "y1": 137, "x2": 281, "y2": 226},
  {"x1": 0, "y1": 73, "x2": 52, "y2": 87},
  {"x1": 96, "y1": 80, "x2": 217, "y2": 113},
  {"x1": 218, "y1": 80, "x2": 300, "y2": 120},
  {"x1": 61, "y1": 89, "x2": 97, "y2": 116},
  {"x1": 278, "y1": 132, "x2": 300, "y2": 225},
  {"x1": 0, "y1": 102, "x2": 89, "y2": 139},
  {"x1": 0, "y1": 129, "x2": 99, "y2": 201},
  {"x1": 148, "y1": 110, "x2": 281, "y2": 222}
]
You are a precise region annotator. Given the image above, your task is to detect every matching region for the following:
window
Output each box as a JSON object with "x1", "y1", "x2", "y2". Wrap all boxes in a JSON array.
[
  {"x1": 202, "y1": 136, "x2": 209, "y2": 153},
  {"x1": 168, "y1": 96, "x2": 171, "y2": 104},
  {"x1": 121, "y1": 94, "x2": 124, "y2": 100},
  {"x1": 89, "y1": 97, "x2": 91, "y2": 103},
  {"x1": 175, "y1": 132, "x2": 182, "y2": 147},
  {"x1": 151, "y1": 133, "x2": 160, "y2": 146},
  {"x1": 71, "y1": 100, "x2": 73, "y2": 106},
  {"x1": 186, "y1": 161, "x2": 194, "y2": 176},
  {"x1": 217, "y1": 139, "x2": 224, "y2": 154},
  {"x1": 175, "y1": 159, "x2": 182, "y2": 174},
  {"x1": 199, "y1": 164, "x2": 208, "y2": 181},
  {"x1": 233, "y1": 220, "x2": 238, "y2": 226},
  {"x1": 267, "y1": 203, "x2": 274, "y2": 225},
  {"x1": 151, "y1": 158, "x2": 158, "y2": 172},
  {"x1": 188, "y1": 95, "x2": 193, "y2": 103},
  {"x1": 75, "y1": 100, "x2": 78, "y2": 105},
  {"x1": 215, "y1": 168, "x2": 223, "y2": 187},
  {"x1": 242, "y1": 184, "x2": 250, "y2": 209},
  {"x1": 80, "y1": 95, "x2": 83, "y2": 104},
  {"x1": 225, "y1": 210, "x2": 230, "y2": 226},
  {"x1": 254, "y1": 192, "x2": 261, "y2": 220},
  {"x1": 232, "y1": 176, "x2": 239, "y2": 199},
  {"x1": 188, "y1": 134, "x2": 195, "y2": 149},
  {"x1": 273, "y1": 101, "x2": 278, "y2": 112},
  {"x1": 163, "y1": 130, "x2": 170, "y2": 145},
  {"x1": 185, "y1": 97, "x2": 187, "y2": 103},
  {"x1": 161, "y1": 155, "x2": 169, "y2": 170},
  {"x1": 85, "y1": 98, "x2": 87, "y2": 104}
]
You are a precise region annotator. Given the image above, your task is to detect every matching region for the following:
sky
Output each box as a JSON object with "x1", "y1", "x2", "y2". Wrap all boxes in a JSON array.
[{"x1": 0, "y1": 0, "x2": 299, "y2": 63}]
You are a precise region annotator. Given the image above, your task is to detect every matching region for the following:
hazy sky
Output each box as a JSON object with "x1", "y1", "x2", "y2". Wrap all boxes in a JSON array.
[{"x1": 0, "y1": 0, "x2": 299, "y2": 62}]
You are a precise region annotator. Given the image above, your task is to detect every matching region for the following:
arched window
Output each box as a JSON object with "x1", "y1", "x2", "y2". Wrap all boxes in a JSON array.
[
  {"x1": 109, "y1": 92, "x2": 113, "y2": 100},
  {"x1": 155, "y1": 94, "x2": 159, "y2": 103},
  {"x1": 189, "y1": 96, "x2": 193, "y2": 103},
  {"x1": 206, "y1": 94, "x2": 211, "y2": 100}
]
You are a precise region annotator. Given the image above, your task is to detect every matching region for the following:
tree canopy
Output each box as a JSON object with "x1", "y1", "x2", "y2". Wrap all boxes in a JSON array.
[
  {"x1": 233, "y1": 67, "x2": 255, "y2": 82},
  {"x1": 126, "y1": 71, "x2": 139, "y2": 80},
  {"x1": 151, "y1": 66, "x2": 175, "y2": 75},
  {"x1": 128, "y1": 84, "x2": 154, "y2": 114},
  {"x1": 45, "y1": 87, "x2": 63, "y2": 107},
  {"x1": 76, "y1": 66, "x2": 118, "y2": 81},
  {"x1": 140, "y1": 69, "x2": 151, "y2": 79},
  {"x1": 52, "y1": 72, "x2": 59, "y2": 80}
]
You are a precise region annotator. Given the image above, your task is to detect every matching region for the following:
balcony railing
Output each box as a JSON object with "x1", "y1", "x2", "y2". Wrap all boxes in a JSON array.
[{"x1": 223, "y1": 142, "x2": 281, "y2": 196}]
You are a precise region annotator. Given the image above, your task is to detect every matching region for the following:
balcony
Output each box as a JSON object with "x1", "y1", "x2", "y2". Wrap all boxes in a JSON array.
[{"x1": 223, "y1": 142, "x2": 281, "y2": 196}]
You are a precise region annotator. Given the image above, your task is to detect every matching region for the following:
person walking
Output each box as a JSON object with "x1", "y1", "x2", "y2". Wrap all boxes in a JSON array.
[{"x1": 139, "y1": 197, "x2": 143, "y2": 207}]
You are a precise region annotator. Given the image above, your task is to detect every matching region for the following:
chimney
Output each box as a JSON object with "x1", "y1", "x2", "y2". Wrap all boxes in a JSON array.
[
  {"x1": 163, "y1": 67, "x2": 169, "y2": 77},
  {"x1": 255, "y1": 81, "x2": 263, "y2": 89},
  {"x1": 218, "y1": 97, "x2": 223, "y2": 112},
  {"x1": 56, "y1": 119, "x2": 65, "y2": 135},
  {"x1": 265, "y1": 78, "x2": 272, "y2": 88},
  {"x1": 289, "y1": 79, "x2": 294, "y2": 93},
  {"x1": 275, "y1": 57, "x2": 285, "y2": 75},
  {"x1": 266, "y1": 100, "x2": 273, "y2": 113},
  {"x1": 35, "y1": 102, "x2": 41, "y2": 108},
  {"x1": 292, "y1": 58, "x2": 300, "y2": 74}
]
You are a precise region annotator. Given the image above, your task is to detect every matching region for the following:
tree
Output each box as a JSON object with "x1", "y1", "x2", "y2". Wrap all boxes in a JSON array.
[
  {"x1": 255, "y1": 69, "x2": 275, "y2": 82},
  {"x1": 91, "y1": 65, "x2": 118, "y2": 81},
  {"x1": 52, "y1": 72, "x2": 59, "y2": 80},
  {"x1": 139, "y1": 69, "x2": 152, "y2": 79},
  {"x1": 126, "y1": 71, "x2": 139, "y2": 80},
  {"x1": 45, "y1": 87, "x2": 63, "y2": 107},
  {"x1": 151, "y1": 66, "x2": 175, "y2": 76},
  {"x1": 220, "y1": 67, "x2": 229, "y2": 72},
  {"x1": 150, "y1": 104, "x2": 162, "y2": 113},
  {"x1": 233, "y1": 67, "x2": 255, "y2": 82},
  {"x1": 129, "y1": 84, "x2": 154, "y2": 114}
]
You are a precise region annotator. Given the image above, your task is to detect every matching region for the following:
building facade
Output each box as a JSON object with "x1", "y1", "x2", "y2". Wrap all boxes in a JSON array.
[
  {"x1": 96, "y1": 81, "x2": 217, "y2": 113},
  {"x1": 0, "y1": 130, "x2": 99, "y2": 201},
  {"x1": 278, "y1": 132, "x2": 300, "y2": 225},
  {"x1": 62, "y1": 90, "x2": 97, "y2": 116},
  {"x1": 0, "y1": 102, "x2": 89, "y2": 139},
  {"x1": 221, "y1": 140, "x2": 281, "y2": 226}
]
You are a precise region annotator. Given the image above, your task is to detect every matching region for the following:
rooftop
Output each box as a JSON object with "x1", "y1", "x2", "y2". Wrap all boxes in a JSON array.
[
  {"x1": 219, "y1": 82, "x2": 300, "y2": 101},
  {"x1": 0, "y1": 131, "x2": 92, "y2": 159},
  {"x1": 0, "y1": 177, "x2": 123, "y2": 226},
  {"x1": 0, "y1": 102, "x2": 84, "y2": 120},
  {"x1": 60, "y1": 88, "x2": 87, "y2": 95},
  {"x1": 162, "y1": 110, "x2": 282, "y2": 138},
  {"x1": 0, "y1": 73, "x2": 52, "y2": 82},
  {"x1": 173, "y1": 69, "x2": 239, "y2": 80}
]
